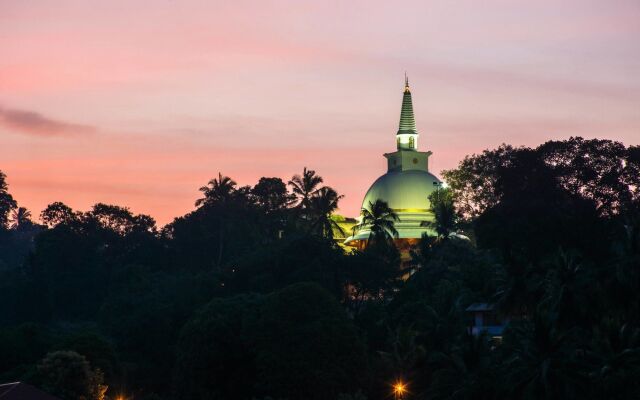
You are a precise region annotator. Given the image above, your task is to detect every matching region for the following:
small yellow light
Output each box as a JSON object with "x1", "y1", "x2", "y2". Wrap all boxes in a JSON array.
[{"x1": 394, "y1": 381, "x2": 406, "y2": 394}]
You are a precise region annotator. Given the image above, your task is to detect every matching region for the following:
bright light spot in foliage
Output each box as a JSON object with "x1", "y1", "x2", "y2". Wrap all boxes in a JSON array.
[{"x1": 394, "y1": 381, "x2": 406, "y2": 397}]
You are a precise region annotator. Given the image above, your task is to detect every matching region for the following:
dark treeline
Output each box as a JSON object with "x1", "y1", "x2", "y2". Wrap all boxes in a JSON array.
[{"x1": 0, "y1": 137, "x2": 639, "y2": 400}]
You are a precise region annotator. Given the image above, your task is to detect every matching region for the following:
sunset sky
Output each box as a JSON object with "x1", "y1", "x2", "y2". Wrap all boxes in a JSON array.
[{"x1": 1, "y1": 0, "x2": 639, "y2": 225}]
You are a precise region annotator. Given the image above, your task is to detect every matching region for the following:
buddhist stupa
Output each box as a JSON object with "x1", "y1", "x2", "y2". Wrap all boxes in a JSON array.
[{"x1": 345, "y1": 77, "x2": 442, "y2": 248}]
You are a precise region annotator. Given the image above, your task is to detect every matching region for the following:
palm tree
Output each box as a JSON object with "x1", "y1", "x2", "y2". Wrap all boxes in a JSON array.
[
  {"x1": 427, "y1": 333, "x2": 494, "y2": 400},
  {"x1": 422, "y1": 187, "x2": 458, "y2": 239},
  {"x1": 288, "y1": 167, "x2": 323, "y2": 210},
  {"x1": 379, "y1": 326, "x2": 425, "y2": 379},
  {"x1": 10, "y1": 207, "x2": 32, "y2": 230},
  {"x1": 591, "y1": 320, "x2": 640, "y2": 399},
  {"x1": 308, "y1": 186, "x2": 345, "y2": 239},
  {"x1": 360, "y1": 200, "x2": 399, "y2": 244},
  {"x1": 500, "y1": 310, "x2": 587, "y2": 399},
  {"x1": 544, "y1": 250, "x2": 593, "y2": 330},
  {"x1": 195, "y1": 173, "x2": 237, "y2": 270},
  {"x1": 195, "y1": 173, "x2": 237, "y2": 207}
]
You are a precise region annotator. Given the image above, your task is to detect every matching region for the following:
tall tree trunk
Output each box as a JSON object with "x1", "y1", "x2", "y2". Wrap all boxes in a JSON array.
[{"x1": 216, "y1": 216, "x2": 224, "y2": 270}]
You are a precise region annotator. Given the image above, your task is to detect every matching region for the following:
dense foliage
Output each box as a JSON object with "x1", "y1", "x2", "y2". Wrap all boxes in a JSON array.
[{"x1": 0, "y1": 137, "x2": 638, "y2": 399}]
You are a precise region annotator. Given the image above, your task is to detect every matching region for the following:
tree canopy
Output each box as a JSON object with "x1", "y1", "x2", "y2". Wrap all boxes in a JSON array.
[{"x1": 0, "y1": 137, "x2": 639, "y2": 400}]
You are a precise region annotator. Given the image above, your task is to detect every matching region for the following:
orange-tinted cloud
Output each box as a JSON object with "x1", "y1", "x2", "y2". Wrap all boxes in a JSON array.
[{"x1": 0, "y1": 106, "x2": 97, "y2": 137}]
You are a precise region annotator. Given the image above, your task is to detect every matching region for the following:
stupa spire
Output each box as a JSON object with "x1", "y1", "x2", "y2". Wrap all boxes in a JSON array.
[
  {"x1": 396, "y1": 75, "x2": 418, "y2": 151},
  {"x1": 397, "y1": 75, "x2": 417, "y2": 136}
]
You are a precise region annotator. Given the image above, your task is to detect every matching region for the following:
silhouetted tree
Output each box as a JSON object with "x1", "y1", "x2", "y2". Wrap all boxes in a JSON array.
[
  {"x1": 40, "y1": 202, "x2": 79, "y2": 228},
  {"x1": 251, "y1": 282, "x2": 368, "y2": 400},
  {"x1": 90, "y1": 203, "x2": 156, "y2": 235},
  {"x1": 537, "y1": 137, "x2": 637, "y2": 216},
  {"x1": 174, "y1": 294, "x2": 263, "y2": 400},
  {"x1": 423, "y1": 188, "x2": 459, "y2": 239},
  {"x1": 35, "y1": 350, "x2": 107, "y2": 400},
  {"x1": 288, "y1": 167, "x2": 323, "y2": 210},
  {"x1": 251, "y1": 177, "x2": 294, "y2": 214},
  {"x1": 195, "y1": 173, "x2": 237, "y2": 207},
  {"x1": 426, "y1": 333, "x2": 495, "y2": 400},
  {"x1": 308, "y1": 186, "x2": 345, "y2": 239},
  {"x1": 590, "y1": 321, "x2": 640, "y2": 400},
  {"x1": 9, "y1": 207, "x2": 32, "y2": 230},
  {"x1": 1, "y1": 148, "x2": 639, "y2": 400},
  {"x1": 0, "y1": 170, "x2": 17, "y2": 227},
  {"x1": 444, "y1": 137, "x2": 640, "y2": 221},
  {"x1": 499, "y1": 310, "x2": 588, "y2": 400},
  {"x1": 360, "y1": 200, "x2": 399, "y2": 245}
]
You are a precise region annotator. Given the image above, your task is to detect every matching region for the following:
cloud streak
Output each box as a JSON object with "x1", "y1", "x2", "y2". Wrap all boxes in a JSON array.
[{"x1": 0, "y1": 106, "x2": 96, "y2": 137}]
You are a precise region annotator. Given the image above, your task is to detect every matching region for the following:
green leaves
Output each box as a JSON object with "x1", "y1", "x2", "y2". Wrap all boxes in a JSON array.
[
  {"x1": 360, "y1": 200, "x2": 399, "y2": 244},
  {"x1": 175, "y1": 283, "x2": 367, "y2": 400}
]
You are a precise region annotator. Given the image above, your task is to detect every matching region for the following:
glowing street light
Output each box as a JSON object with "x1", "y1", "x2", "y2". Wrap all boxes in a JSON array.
[{"x1": 393, "y1": 380, "x2": 406, "y2": 400}]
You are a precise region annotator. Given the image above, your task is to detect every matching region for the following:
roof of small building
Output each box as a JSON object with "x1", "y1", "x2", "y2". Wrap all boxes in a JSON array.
[
  {"x1": 465, "y1": 303, "x2": 495, "y2": 312},
  {"x1": 0, "y1": 382, "x2": 62, "y2": 400}
]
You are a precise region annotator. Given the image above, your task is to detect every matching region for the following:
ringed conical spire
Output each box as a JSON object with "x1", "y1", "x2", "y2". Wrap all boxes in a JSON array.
[
  {"x1": 397, "y1": 75, "x2": 417, "y2": 136},
  {"x1": 396, "y1": 75, "x2": 419, "y2": 151}
]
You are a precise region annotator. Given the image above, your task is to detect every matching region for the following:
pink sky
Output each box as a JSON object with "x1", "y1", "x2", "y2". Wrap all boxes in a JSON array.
[{"x1": 1, "y1": 0, "x2": 639, "y2": 225}]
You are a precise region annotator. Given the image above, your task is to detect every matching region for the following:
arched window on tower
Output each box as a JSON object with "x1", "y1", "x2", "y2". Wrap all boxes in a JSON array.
[{"x1": 409, "y1": 136, "x2": 415, "y2": 149}]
